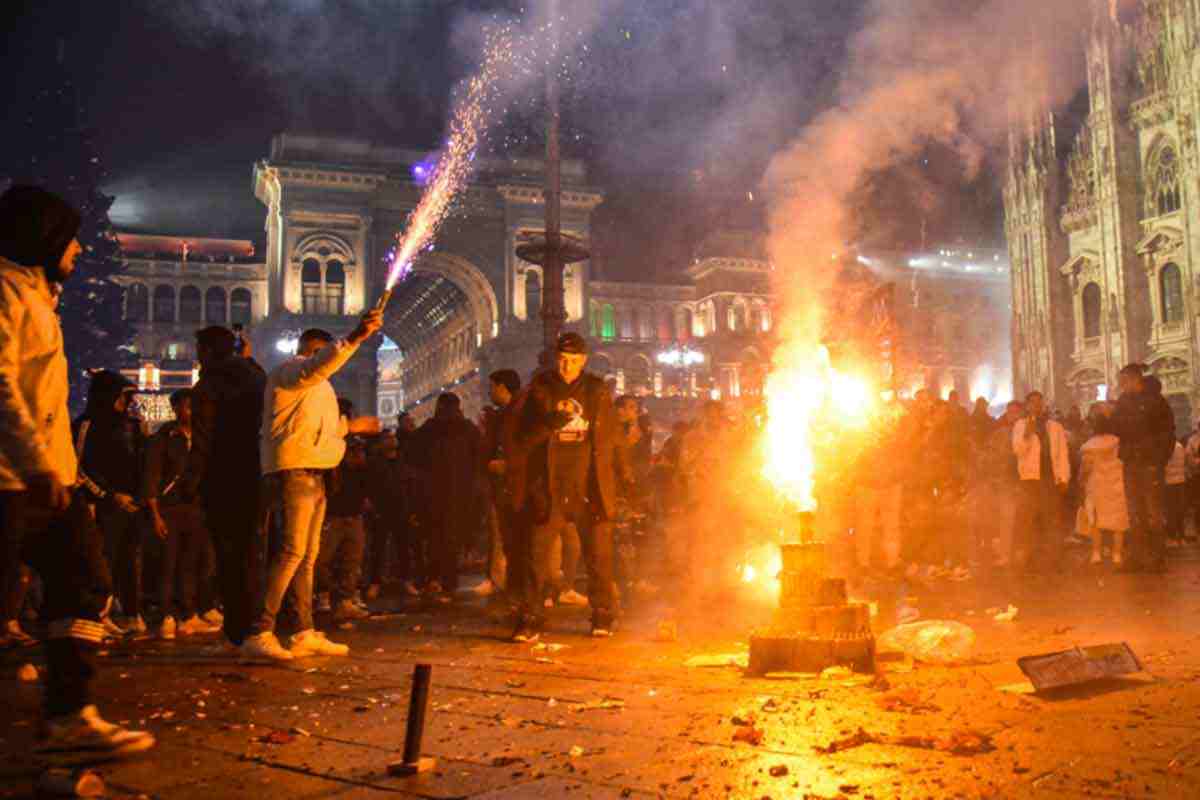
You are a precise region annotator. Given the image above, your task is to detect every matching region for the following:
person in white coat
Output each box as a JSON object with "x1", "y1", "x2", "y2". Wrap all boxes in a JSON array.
[
  {"x1": 1011, "y1": 391, "x2": 1070, "y2": 573},
  {"x1": 1078, "y1": 408, "x2": 1129, "y2": 565}
]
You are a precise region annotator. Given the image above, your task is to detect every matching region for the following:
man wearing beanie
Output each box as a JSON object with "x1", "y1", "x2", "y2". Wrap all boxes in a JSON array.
[
  {"x1": 0, "y1": 186, "x2": 154, "y2": 759},
  {"x1": 510, "y1": 332, "x2": 631, "y2": 641}
]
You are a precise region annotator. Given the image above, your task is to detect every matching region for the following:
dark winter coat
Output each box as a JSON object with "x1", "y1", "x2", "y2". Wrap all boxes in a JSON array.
[
  {"x1": 512, "y1": 369, "x2": 630, "y2": 520},
  {"x1": 410, "y1": 408, "x2": 482, "y2": 524},
  {"x1": 183, "y1": 354, "x2": 267, "y2": 504},
  {"x1": 1114, "y1": 387, "x2": 1176, "y2": 468},
  {"x1": 142, "y1": 420, "x2": 192, "y2": 507},
  {"x1": 72, "y1": 370, "x2": 142, "y2": 500}
]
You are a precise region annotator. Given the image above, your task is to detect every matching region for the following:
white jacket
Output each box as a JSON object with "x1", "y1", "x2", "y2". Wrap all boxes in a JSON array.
[
  {"x1": 261, "y1": 339, "x2": 360, "y2": 474},
  {"x1": 0, "y1": 257, "x2": 76, "y2": 489},
  {"x1": 1080, "y1": 434, "x2": 1129, "y2": 532},
  {"x1": 1012, "y1": 417, "x2": 1070, "y2": 485}
]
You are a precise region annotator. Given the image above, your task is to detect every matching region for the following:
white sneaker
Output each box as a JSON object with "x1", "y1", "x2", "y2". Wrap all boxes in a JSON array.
[
  {"x1": 100, "y1": 616, "x2": 127, "y2": 639},
  {"x1": 289, "y1": 629, "x2": 349, "y2": 657},
  {"x1": 471, "y1": 579, "x2": 496, "y2": 597},
  {"x1": 158, "y1": 615, "x2": 176, "y2": 640},
  {"x1": 178, "y1": 615, "x2": 221, "y2": 636},
  {"x1": 36, "y1": 705, "x2": 155, "y2": 760},
  {"x1": 240, "y1": 632, "x2": 294, "y2": 662},
  {"x1": 333, "y1": 600, "x2": 370, "y2": 621},
  {"x1": 5, "y1": 619, "x2": 37, "y2": 646},
  {"x1": 558, "y1": 590, "x2": 589, "y2": 607},
  {"x1": 201, "y1": 608, "x2": 224, "y2": 626}
]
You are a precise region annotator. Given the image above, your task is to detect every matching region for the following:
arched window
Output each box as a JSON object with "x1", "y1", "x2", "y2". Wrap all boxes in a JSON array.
[
  {"x1": 524, "y1": 269, "x2": 541, "y2": 321},
  {"x1": 126, "y1": 283, "x2": 149, "y2": 321},
  {"x1": 152, "y1": 285, "x2": 175, "y2": 323},
  {"x1": 205, "y1": 287, "x2": 227, "y2": 324},
  {"x1": 601, "y1": 304, "x2": 616, "y2": 340},
  {"x1": 626, "y1": 356, "x2": 652, "y2": 395},
  {"x1": 323, "y1": 260, "x2": 345, "y2": 315},
  {"x1": 640, "y1": 306, "x2": 655, "y2": 341},
  {"x1": 231, "y1": 288, "x2": 252, "y2": 325},
  {"x1": 732, "y1": 301, "x2": 747, "y2": 333},
  {"x1": 302, "y1": 258, "x2": 323, "y2": 315},
  {"x1": 619, "y1": 307, "x2": 634, "y2": 340},
  {"x1": 1150, "y1": 146, "x2": 1182, "y2": 217},
  {"x1": 1161, "y1": 263, "x2": 1184, "y2": 323},
  {"x1": 179, "y1": 285, "x2": 202, "y2": 323},
  {"x1": 1082, "y1": 283, "x2": 1102, "y2": 338}
]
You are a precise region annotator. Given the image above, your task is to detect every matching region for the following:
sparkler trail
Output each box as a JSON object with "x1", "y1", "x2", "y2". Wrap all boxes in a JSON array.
[{"x1": 380, "y1": 26, "x2": 517, "y2": 300}]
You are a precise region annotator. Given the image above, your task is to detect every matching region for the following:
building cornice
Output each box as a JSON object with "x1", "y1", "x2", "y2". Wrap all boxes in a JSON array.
[{"x1": 497, "y1": 184, "x2": 604, "y2": 210}]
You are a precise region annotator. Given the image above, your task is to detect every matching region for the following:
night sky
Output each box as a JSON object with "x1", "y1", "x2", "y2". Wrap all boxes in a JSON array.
[{"x1": 1, "y1": 1, "x2": 1003, "y2": 280}]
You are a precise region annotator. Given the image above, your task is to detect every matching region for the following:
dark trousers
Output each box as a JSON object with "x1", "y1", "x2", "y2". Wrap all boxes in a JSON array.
[
  {"x1": 1166, "y1": 483, "x2": 1187, "y2": 541},
  {"x1": 1012, "y1": 480, "x2": 1063, "y2": 571},
  {"x1": 203, "y1": 490, "x2": 266, "y2": 646},
  {"x1": 316, "y1": 515, "x2": 365, "y2": 603},
  {"x1": 1, "y1": 490, "x2": 111, "y2": 717},
  {"x1": 523, "y1": 500, "x2": 616, "y2": 628},
  {"x1": 99, "y1": 503, "x2": 143, "y2": 618},
  {"x1": 1125, "y1": 463, "x2": 1167, "y2": 569},
  {"x1": 426, "y1": 512, "x2": 468, "y2": 593},
  {"x1": 159, "y1": 504, "x2": 215, "y2": 619},
  {"x1": 369, "y1": 512, "x2": 410, "y2": 585},
  {"x1": 497, "y1": 501, "x2": 529, "y2": 601}
]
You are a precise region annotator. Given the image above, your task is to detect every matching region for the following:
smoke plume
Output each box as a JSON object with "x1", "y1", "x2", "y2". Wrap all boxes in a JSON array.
[{"x1": 763, "y1": 0, "x2": 1132, "y2": 347}]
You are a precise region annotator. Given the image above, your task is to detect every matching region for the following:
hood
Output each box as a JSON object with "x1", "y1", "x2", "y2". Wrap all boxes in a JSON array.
[
  {"x1": 83, "y1": 370, "x2": 134, "y2": 419},
  {"x1": 0, "y1": 186, "x2": 81, "y2": 271}
]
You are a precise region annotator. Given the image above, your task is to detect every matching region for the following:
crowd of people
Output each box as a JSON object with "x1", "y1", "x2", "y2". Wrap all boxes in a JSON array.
[{"x1": 1, "y1": 184, "x2": 1196, "y2": 764}]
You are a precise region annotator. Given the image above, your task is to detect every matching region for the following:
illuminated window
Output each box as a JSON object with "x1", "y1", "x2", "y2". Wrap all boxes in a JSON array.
[
  {"x1": 590, "y1": 301, "x2": 602, "y2": 337},
  {"x1": 601, "y1": 304, "x2": 616, "y2": 340},
  {"x1": 231, "y1": 288, "x2": 253, "y2": 325},
  {"x1": 323, "y1": 261, "x2": 345, "y2": 315},
  {"x1": 1149, "y1": 146, "x2": 1182, "y2": 217},
  {"x1": 1161, "y1": 263, "x2": 1184, "y2": 323},
  {"x1": 302, "y1": 259, "x2": 322, "y2": 315}
]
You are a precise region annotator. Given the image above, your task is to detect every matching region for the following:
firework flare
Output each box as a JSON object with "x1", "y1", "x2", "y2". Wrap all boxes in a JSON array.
[{"x1": 380, "y1": 26, "x2": 517, "y2": 299}]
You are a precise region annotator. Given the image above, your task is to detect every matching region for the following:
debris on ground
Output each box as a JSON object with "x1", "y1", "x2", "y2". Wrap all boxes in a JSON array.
[
  {"x1": 568, "y1": 745, "x2": 585, "y2": 758},
  {"x1": 814, "y1": 727, "x2": 994, "y2": 756},
  {"x1": 994, "y1": 605, "x2": 1019, "y2": 622},
  {"x1": 490, "y1": 756, "x2": 525, "y2": 767},
  {"x1": 874, "y1": 688, "x2": 939, "y2": 713},
  {"x1": 289, "y1": 727, "x2": 311, "y2": 737},
  {"x1": 257, "y1": 730, "x2": 295, "y2": 745},
  {"x1": 17, "y1": 663, "x2": 38, "y2": 682},
  {"x1": 571, "y1": 697, "x2": 625, "y2": 712},
  {"x1": 732, "y1": 723, "x2": 765, "y2": 746},
  {"x1": 655, "y1": 620, "x2": 678, "y2": 642},
  {"x1": 820, "y1": 665, "x2": 853, "y2": 680},
  {"x1": 36, "y1": 768, "x2": 105, "y2": 797},
  {"x1": 1017, "y1": 642, "x2": 1143, "y2": 691},
  {"x1": 769, "y1": 765, "x2": 789, "y2": 777},
  {"x1": 505, "y1": 679, "x2": 526, "y2": 688},
  {"x1": 877, "y1": 620, "x2": 976, "y2": 664},
  {"x1": 684, "y1": 653, "x2": 749, "y2": 669},
  {"x1": 532, "y1": 643, "x2": 568, "y2": 653}
]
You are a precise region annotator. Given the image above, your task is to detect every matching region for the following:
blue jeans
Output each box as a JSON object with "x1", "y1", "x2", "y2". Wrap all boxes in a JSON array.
[{"x1": 254, "y1": 470, "x2": 327, "y2": 635}]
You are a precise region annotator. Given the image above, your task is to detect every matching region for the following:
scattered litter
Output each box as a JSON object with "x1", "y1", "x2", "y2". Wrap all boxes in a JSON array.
[
  {"x1": 301, "y1": 688, "x2": 315, "y2": 695},
  {"x1": 994, "y1": 605, "x2": 1019, "y2": 622},
  {"x1": 410, "y1": 625, "x2": 423, "y2": 633},
  {"x1": 1052, "y1": 626, "x2": 1075, "y2": 635},
  {"x1": 17, "y1": 663, "x2": 38, "y2": 682},
  {"x1": 290, "y1": 727, "x2": 311, "y2": 737},
  {"x1": 1017, "y1": 642, "x2": 1143, "y2": 691},
  {"x1": 815, "y1": 727, "x2": 993, "y2": 756},
  {"x1": 534, "y1": 657, "x2": 557, "y2": 664},
  {"x1": 760, "y1": 698, "x2": 780, "y2": 713},
  {"x1": 769, "y1": 765, "x2": 789, "y2": 777},
  {"x1": 820, "y1": 666, "x2": 853, "y2": 680},
  {"x1": 569, "y1": 746, "x2": 585, "y2": 758},
  {"x1": 571, "y1": 697, "x2": 625, "y2": 712},
  {"x1": 655, "y1": 620, "x2": 678, "y2": 642},
  {"x1": 732, "y1": 723, "x2": 765, "y2": 746},
  {"x1": 353, "y1": 705, "x2": 371, "y2": 713},
  {"x1": 877, "y1": 621, "x2": 976, "y2": 664},
  {"x1": 684, "y1": 653, "x2": 748, "y2": 669},
  {"x1": 258, "y1": 731, "x2": 295, "y2": 745},
  {"x1": 36, "y1": 768, "x2": 104, "y2": 797},
  {"x1": 210, "y1": 672, "x2": 249, "y2": 683},
  {"x1": 874, "y1": 689, "x2": 939, "y2": 714},
  {"x1": 338, "y1": 622, "x2": 354, "y2": 630},
  {"x1": 505, "y1": 679, "x2": 526, "y2": 689},
  {"x1": 547, "y1": 698, "x2": 558, "y2": 707},
  {"x1": 532, "y1": 643, "x2": 568, "y2": 653},
  {"x1": 491, "y1": 756, "x2": 524, "y2": 767}
]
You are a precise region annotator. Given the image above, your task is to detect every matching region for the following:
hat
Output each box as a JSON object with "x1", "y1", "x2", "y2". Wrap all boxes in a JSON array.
[{"x1": 556, "y1": 332, "x2": 588, "y2": 355}]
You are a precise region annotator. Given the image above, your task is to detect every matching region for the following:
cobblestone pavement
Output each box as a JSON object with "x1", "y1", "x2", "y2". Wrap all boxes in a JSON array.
[{"x1": 3, "y1": 551, "x2": 1200, "y2": 798}]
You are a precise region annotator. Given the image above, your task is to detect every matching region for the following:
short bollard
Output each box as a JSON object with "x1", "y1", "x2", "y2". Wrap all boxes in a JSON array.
[{"x1": 388, "y1": 664, "x2": 437, "y2": 776}]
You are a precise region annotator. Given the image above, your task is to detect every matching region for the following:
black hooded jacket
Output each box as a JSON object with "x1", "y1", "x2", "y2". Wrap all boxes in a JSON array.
[
  {"x1": 0, "y1": 186, "x2": 80, "y2": 273},
  {"x1": 183, "y1": 354, "x2": 267, "y2": 503},
  {"x1": 72, "y1": 370, "x2": 143, "y2": 499},
  {"x1": 1114, "y1": 384, "x2": 1176, "y2": 468},
  {"x1": 410, "y1": 407, "x2": 481, "y2": 523}
]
